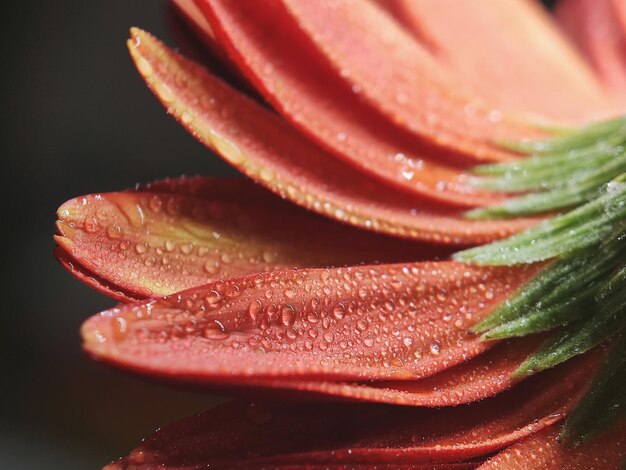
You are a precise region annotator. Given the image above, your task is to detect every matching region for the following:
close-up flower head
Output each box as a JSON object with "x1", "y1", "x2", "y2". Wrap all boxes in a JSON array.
[{"x1": 6, "y1": 0, "x2": 626, "y2": 468}]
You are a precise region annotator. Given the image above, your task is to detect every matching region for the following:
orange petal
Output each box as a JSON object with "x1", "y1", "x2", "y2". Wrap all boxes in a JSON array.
[
  {"x1": 478, "y1": 421, "x2": 626, "y2": 469},
  {"x1": 104, "y1": 356, "x2": 592, "y2": 468},
  {"x1": 382, "y1": 0, "x2": 613, "y2": 122},
  {"x1": 127, "y1": 28, "x2": 539, "y2": 244},
  {"x1": 251, "y1": 336, "x2": 545, "y2": 407},
  {"x1": 557, "y1": 0, "x2": 626, "y2": 107},
  {"x1": 277, "y1": 0, "x2": 536, "y2": 158},
  {"x1": 81, "y1": 261, "x2": 538, "y2": 382},
  {"x1": 56, "y1": 184, "x2": 440, "y2": 299},
  {"x1": 197, "y1": 0, "x2": 505, "y2": 206},
  {"x1": 54, "y1": 246, "x2": 142, "y2": 302}
]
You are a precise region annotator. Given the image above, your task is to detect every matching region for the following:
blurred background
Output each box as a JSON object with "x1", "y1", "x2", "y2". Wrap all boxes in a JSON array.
[
  {"x1": 2, "y1": 2, "x2": 234, "y2": 468},
  {"x1": 1, "y1": 1, "x2": 557, "y2": 468}
]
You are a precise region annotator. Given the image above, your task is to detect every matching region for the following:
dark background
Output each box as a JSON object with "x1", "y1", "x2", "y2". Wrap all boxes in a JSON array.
[
  {"x1": 2, "y1": 1, "x2": 557, "y2": 468},
  {"x1": 2, "y1": 2, "x2": 233, "y2": 468}
]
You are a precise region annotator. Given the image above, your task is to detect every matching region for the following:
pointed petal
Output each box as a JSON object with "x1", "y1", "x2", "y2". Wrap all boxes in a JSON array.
[
  {"x1": 127, "y1": 28, "x2": 539, "y2": 244},
  {"x1": 382, "y1": 0, "x2": 613, "y2": 121},
  {"x1": 105, "y1": 357, "x2": 592, "y2": 468},
  {"x1": 56, "y1": 186, "x2": 440, "y2": 299},
  {"x1": 557, "y1": 0, "x2": 626, "y2": 107},
  {"x1": 254, "y1": 336, "x2": 546, "y2": 407},
  {"x1": 81, "y1": 261, "x2": 539, "y2": 382},
  {"x1": 277, "y1": 0, "x2": 537, "y2": 156},
  {"x1": 53, "y1": 246, "x2": 141, "y2": 302},
  {"x1": 478, "y1": 422, "x2": 626, "y2": 469},
  {"x1": 197, "y1": 0, "x2": 505, "y2": 205}
]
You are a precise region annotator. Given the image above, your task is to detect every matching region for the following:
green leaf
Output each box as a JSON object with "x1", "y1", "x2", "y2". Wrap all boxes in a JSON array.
[
  {"x1": 495, "y1": 115, "x2": 626, "y2": 154},
  {"x1": 456, "y1": 180, "x2": 626, "y2": 265},
  {"x1": 468, "y1": 153, "x2": 626, "y2": 217},
  {"x1": 458, "y1": 116, "x2": 626, "y2": 444},
  {"x1": 514, "y1": 292, "x2": 626, "y2": 378},
  {"x1": 473, "y1": 230, "x2": 626, "y2": 333},
  {"x1": 473, "y1": 134, "x2": 624, "y2": 191},
  {"x1": 561, "y1": 334, "x2": 626, "y2": 446}
]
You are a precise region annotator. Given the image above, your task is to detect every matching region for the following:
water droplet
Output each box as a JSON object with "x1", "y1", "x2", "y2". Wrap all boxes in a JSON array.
[
  {"x1": 430, "y1": 341, "x2": 441, "y2": 355},
  {"x1": 401, "y1": 169, "x2": 414, "y2": 181},
  {"x1": 358, "y1": 286, "x2": 368, "y2": 300},
  {"x1": 262, "y1": 250, "x2": 277, "y2": 263},
  {"x1": 203, "y1": 260, "x2": 220, "y2": 275},
  {"x1": 205, "y1": 290, "x2": 222, "y2": 309},
  {"x1": 166, "y1": 197, "x2": 180, "y2": 215},
  {"x1": 111, "y1": 317, "x2": 127, "y2": 341},
  {"x1": 202, "y1": 320, "x2": 229, "y2": 340},
  {"x1": 96, "y1": 207, "x2": 108, "y2": 220},
  {"x1": 306, "y1": 311, "x2": 320, "y2": 324},
  {"x1": 332, "y1": 303, "x2": 346, "y2": 320},
  {"x1": 146, "y1": 196, "x2": 162, "y2": 213},
  {"x1": 284, "y1": 287, "x2": 297, "y2": 299},
  {"x1": 281, "y1": 304, "x2": 296, "y2": 326},
  {"x1": 323, "y1": 331, "x2": 335, "y2": 343},
  {"x1": 135, "y1": 242, "x2": 148, "y2": 254},
  {"x1": 106, "y1": 224, "x2": 124, "y2": 239},
  {"x1": 363, "y1": 337, "x2": 374, "y2": 347},
  {"x1": 84, "y1": 216, "x2": 99, "y2": 233},
  {"x1": 248, "y1": 300, "x2": 262, "y2": 322}
]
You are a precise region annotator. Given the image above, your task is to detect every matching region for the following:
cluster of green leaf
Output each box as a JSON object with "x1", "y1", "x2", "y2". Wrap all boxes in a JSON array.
[
  {"x1": 467, "y1": 116, "x2": 626, "y2": 218},
  {"x1": 455, "y1": 117, "x2": 626, "y2": 445}
]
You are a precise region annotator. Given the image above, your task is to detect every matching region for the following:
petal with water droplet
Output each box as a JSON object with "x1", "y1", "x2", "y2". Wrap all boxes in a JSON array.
[
  {"x1": 81, "y1": 261, "x2": 539, "y2": 382},
  {"x1": 56, "y1": 183, "x2": 441, "y2": 299},
  {"x1": 196, "y1": 0, "x2": 504, "y2": 206},
  {"x1": 381, "y1": 0, "x2": 612, "y2": 121},
  {"x1": 253, "y1": 336, "x2": 546, "y2": 407},
  {"x1": 126, "y1": 28, "x2": 539, "y2": 244},
  {"x1": 103, "y1": 355, "x2": 594, "y2": 468},
  {"x1": 478, "y1": 421, "x2": 626, "y2": 469},
  {"x1": 275, "y1": 0, "x2": 534, "y2": 156}
]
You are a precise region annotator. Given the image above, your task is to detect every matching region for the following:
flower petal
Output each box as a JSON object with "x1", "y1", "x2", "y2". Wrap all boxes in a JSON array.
[
  {"x1": 557, "y1": 0, "x2": 626, "y2": 107},
  {"x1": 104, "y1": 357, "x2": 591, "y2": 468},
  {"x1": 196, "y1": 0, "x2": 504, "y2": 206},
  {"x1": 251, "y1": 336, "x2": 546, "y2": 407},
  {"x1": 277, "y1": 0, "x2": 535, "y2": 157},
  {"x1": 127, "y1": 28, "x2": 539, "y2": 244},
  {"x1": 477, "y1": 422, "x2": 626, "y2": 469},
  {"x1": 53, "y1": 246, "x2": 142, "y2": 302},
  {"x1": 56, "y1": 183, "x2": 438, "y2": 299},
  {"x1": 171, "y1": 0, "x2": 219, "y2": 52},
  {"x1": 382, "y1": 0, "x2": 613, "y2": 121},
  {"x1": 81, "y1": 261, "x2": 538, "y2": 382}
]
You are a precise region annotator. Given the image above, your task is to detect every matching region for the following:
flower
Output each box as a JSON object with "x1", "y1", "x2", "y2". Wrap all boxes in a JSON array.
[{"x1": 55, "y1": 0, "x2": 626, "y2": 467}]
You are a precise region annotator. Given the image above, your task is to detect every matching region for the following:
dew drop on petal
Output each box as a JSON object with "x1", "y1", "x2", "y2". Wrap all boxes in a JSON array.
[
  {"x1": 202, "y1": 320, "x2": 229, "y2": 340},
  {"x1": 281, "y1": 304, "x2": 296, "y2": 326}
]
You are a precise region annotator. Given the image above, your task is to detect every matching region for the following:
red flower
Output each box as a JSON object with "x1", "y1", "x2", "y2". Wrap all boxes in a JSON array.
[{"x1": 56, "y1": 0, "x2": 626, "y2": 467}]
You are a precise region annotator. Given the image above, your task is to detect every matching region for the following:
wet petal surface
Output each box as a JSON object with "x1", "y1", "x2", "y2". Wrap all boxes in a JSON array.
[{"x1": 127, "y1": 28, "x2": 539, "y2": 244}]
